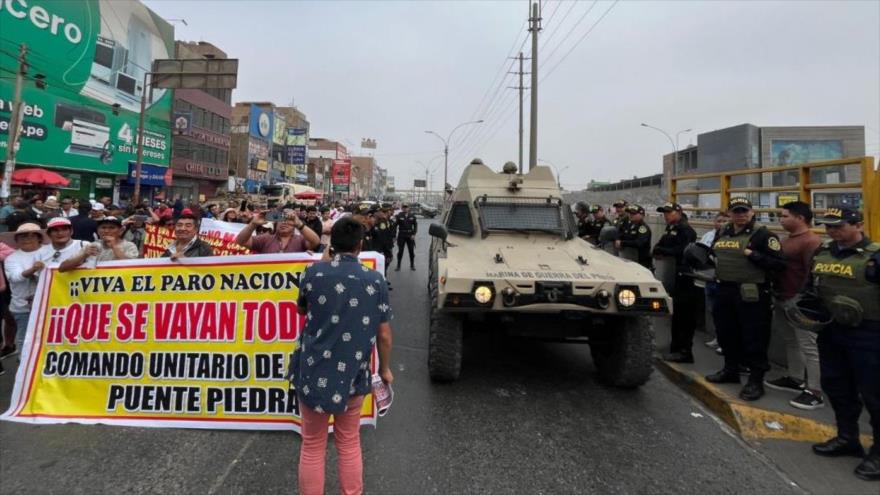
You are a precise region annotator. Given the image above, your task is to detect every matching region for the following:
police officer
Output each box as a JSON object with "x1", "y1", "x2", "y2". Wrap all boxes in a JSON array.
[
  {"x1": 574, "y1": 202, "x2": 591, "y2": 239},
  {"x1": 653, "y1": 202, "x2": 700, "y2": 363},
  {"x1": 584, "y1": 205, "x2": 612, "y2": 246},
  {"x1": 611, "y1": 200, "x2": 630, "y2": 229},
  {"x1": 373, "y1": 205, "x2": 396, "y2": 281},
  {"x1": 395, "y1": 203, "x2": 418, "y2": 271},
  {"x1": 807, "y1": 207, "x2": 880, "y2": 481},
  {"x1": 705, "y1": 197, "x2": 786, "y2": 401},
  {"x1": 615, "y1": 204, "x2": 652, "y2": 269}
]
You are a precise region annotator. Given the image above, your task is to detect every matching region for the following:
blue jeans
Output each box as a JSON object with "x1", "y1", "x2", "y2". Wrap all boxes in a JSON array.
[{"x1": 12, "y1": 312, "x2": 30, "y2": 350}]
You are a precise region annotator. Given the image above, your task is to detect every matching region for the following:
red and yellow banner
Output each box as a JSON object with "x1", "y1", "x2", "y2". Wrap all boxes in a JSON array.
[
  {"x1": 144, "y1": 219, "x2": 251, "y2": 258},
  {"x1": 2, "y1": 253, "x2": 383, "y2": 432}
]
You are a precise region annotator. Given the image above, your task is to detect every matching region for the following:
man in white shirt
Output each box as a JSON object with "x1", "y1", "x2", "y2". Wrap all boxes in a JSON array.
[
  {"x1": 59, "y1": 197, "x2": 78, "y2": 218},
  {"x1": 39, "y1": 218, "x2": 88, "y2": 266},
  {"x1": 59, "y1": 217, "x2": 140, "y2": 272}
]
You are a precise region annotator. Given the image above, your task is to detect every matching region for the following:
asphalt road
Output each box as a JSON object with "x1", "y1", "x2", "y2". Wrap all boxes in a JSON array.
[{"x1": 1, "y1": 227, "x2": 803, "y2": 494}]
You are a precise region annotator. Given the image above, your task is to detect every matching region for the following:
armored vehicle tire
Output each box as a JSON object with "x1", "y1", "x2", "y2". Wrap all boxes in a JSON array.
[
  {"x1": 590, "y1": 316, "x2": 654, "y2": 388},
  {"x1": 428, "y1": 309, "x2": 463, "y2": 382}
]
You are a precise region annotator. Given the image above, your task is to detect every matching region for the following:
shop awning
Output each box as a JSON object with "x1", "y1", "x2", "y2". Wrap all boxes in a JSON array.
[{"x1": 12, "y1": 168, "x2": 70, "y2": 187}]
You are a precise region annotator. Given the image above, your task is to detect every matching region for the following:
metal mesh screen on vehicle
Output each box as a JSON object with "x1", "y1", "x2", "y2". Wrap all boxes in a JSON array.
[
  {"x1": 479, "y1": 203, "x2": 562, "y2": 231},
  {"x1": 446, "y1": 202, "x2": 474, "y2": 234}
]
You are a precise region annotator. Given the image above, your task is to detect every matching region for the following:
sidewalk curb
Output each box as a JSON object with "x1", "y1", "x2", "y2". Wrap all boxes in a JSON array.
[{"x1": 655, "y1": 358, "x2": 873, "y2": 445}]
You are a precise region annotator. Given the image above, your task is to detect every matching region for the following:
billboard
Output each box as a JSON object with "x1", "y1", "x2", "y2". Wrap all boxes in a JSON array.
[
  {"x1": 272, "y1": 114, "x2": 286, "y2": 146},
  {"x1": 0, "y1": 0, "x2": 175, "y2": 174},
  {"x1": 331, "y1": 159, "x2": 351, "y2": 192},
  {"x1": 771, "y1": 140, "x2": 843, "y2": 166},
  {"x1": 285, "y1": 128, "x2": 307, "y2": 165},
  {"x1": 248, "y1": 104, "x2": 272, "y2": 140}
]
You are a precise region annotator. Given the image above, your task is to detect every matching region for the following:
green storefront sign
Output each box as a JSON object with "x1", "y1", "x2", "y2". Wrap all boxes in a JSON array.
[{"x1": 0, "y1": 0, "x2": 174, "y2": 175}]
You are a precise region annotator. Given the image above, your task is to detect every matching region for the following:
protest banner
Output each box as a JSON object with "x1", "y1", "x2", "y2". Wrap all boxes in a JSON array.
[
  {"x1": 144, "y1": 219, "x2": 251, "y2": 258},
  {"x1": 1, "y1": 253, "x2": 384, "y2": 432}
]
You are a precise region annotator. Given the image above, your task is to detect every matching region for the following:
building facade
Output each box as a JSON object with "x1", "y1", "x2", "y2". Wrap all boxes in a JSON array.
[
  {"x1": 665, "y1": 124, "x2": 866, "y2": 210},
  {"x1": 168, "y1": 41, "x2": 235, "y2": 202}
]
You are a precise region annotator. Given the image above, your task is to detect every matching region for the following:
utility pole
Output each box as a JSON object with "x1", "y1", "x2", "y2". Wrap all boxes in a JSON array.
[
  {"x1": 508, "y1": 52, "x2": 529, "y2": 174},
  {"x1": 2, "y1": 44, "x2": 27, "y2": 200},
  {"x1": 528, "y1": 2, "x2": 541, "y2": 171}
]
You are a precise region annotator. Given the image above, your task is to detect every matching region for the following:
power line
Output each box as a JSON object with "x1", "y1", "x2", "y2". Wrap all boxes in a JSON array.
[
  {"x1": 541, "y1": 0, "x2": 620, "y2": 83},
  {"x1": 539, "y1": 0, "x2": 600, "y2": 72},
  {"x1": 452, "y1": 21, "x2": 529, "y2": 158},
  {"x1": 540, "y1": 0, "x2": 580, "y2": 54}
]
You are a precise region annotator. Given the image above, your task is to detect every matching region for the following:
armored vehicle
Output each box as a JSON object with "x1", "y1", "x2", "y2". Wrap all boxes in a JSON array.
[{"x1": 427, "y1": 160, "x2": 672, "y2": 388}]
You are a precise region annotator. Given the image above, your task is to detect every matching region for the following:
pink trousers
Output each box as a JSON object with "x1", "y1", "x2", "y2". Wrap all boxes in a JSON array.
[{"x1": 298, "y1": 395, "x2": 365, "y2": 495}]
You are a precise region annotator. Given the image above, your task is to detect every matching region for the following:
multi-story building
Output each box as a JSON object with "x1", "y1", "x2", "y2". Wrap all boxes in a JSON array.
[
  {"x1": 168, "y1": 41, "x2": 235, "y2": 202},
  {"x1": 0, "y1": 1, "x2": 175, "y2": 205},
  {"x1": 664, "y1": 124, "x2": 866, "y2": 210},
  {"x1": 309, "y1": 139, "x2": 348, "y2": 198}
]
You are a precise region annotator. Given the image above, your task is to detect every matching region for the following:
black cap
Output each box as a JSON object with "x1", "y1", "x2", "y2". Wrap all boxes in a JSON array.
[
  {"x1": 656, "y1": 202, "x2": 682, "y2": 213},
  {"x1": 625, "y1": 204, "x2": 645, "y2": 215},
  {"x1": 815, "y1": 207, "x2": 863, "y2": 226},
  {"x1": 727, "y1": 197, "x2": 752, "y2": 211},
  {"x1": 96, "y1": 216, "x2": 123, "y2": 226},
  {"x1": 612, "y1": 200, "x2": 628, "y2": 208}
]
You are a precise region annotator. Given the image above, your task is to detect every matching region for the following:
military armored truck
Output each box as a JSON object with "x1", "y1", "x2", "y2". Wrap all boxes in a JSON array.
[{"x1": 427, "y1": 160, "x2": 672, "y2": 388}]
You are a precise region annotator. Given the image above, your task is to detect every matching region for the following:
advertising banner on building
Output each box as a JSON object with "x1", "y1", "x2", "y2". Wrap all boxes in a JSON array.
[
  {"x1": 286, "y1": 128, "x2": 307, "y2": 165},
  {"x1": 331, "y1": 159, "x2": 351, "y2": 193},
  {"x1": 0, "y1": 0, "x2": 174, "y2": 174},
  {"x1": 771, "y1": 140, "x2": 843, "y2": 166},
  {"x1": 1, "y1": 253, "x2": 383, "y2": 432},
  {"x1": 143, "y1": 220, "x2": 252, "y2": 258},
  {"x1": 127, "y1": 162, "x2": 172, "y2": 187},
  {"x1": 173, "y1": 112, "x2": 192, "y2": 136},
  {"x1": 248, "y1": 105, "x2": 272, "y2": 140},
  {"x1": 272, "y1": 115, "x2": 286, "y2": 146}
]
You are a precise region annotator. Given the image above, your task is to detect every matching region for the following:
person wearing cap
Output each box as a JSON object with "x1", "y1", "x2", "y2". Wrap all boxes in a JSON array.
[
  {"x1": 3, "y1": 223, "x2": 47, "y2": 352},
  {"x1": 584, "y1": 205, "x2": 612, "y2": 246},
  {"x1": 39, "y1": 218, "x2": 89, "y2": 267},
  {"x1": 41, "y1": 197, "x2": 61, "y2": 220},
  {"x1": 234, "y1": 210, "x2": 319, "y2": 255},
  {"x1": 614, "y1": 204, "x2": 652, "y2": 269},
  {"x1": 805, "y1": 207, "x2": 880, "y2": 480},
  {"x1": 372, "y1": 207, "x2": 396, "y2": 283},
  {"x1": 394, "y1": 204, "x2": 418, "y2": 271},
  {"x1": 705, "y1": 197, "x2": 786, "y2": 402},
  {"x1": 574, "y1": 202, "x2": 592, "y2": 239},
  {"x1": 611, "y1": 200, "x2": 630, "y2": 229},
  {"x1": 653, "y1": 202, "x2": 700, "y2": 363},
  {"x1": 764, "y1": 201, "x2": 825, "y2": 410},
  {"x1": 59, "y1": 217, "x2": 140, "y2": 272},
  {"x1": 161, "y1": 211, "x2": 214, "y2": 260}
]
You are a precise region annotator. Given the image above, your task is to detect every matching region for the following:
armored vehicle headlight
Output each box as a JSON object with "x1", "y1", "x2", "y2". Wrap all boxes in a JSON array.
[
  {"x1": 595, "y1": 290, "x2": 611, "y2": 309},
  {"x1": 474, "y1": 285, "x2": 493, "y2": 304},
  {"x1": 617, "y1": 289, "x2": 637, "y2": 307}
]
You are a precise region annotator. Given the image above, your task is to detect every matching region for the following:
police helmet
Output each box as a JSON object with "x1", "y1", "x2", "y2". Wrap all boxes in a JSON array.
[
  {"x1": 683, "y1": 242, "x2": 712, "y2": 270},
  {"x1": 598, "y1": 224, "x2": 619, "y2": 243},
  {"x1": 783, "y1": 291, "x2": 833, "y2": 332},
  {"x1": 828, "y1": 295, "x2": 863, "y2": 327}
]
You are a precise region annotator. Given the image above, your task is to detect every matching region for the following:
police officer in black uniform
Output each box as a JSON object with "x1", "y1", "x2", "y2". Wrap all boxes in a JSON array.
[
  {"x1": 373, "y1": 205, "x2": 396, "y2": 279},
  {"x1": 395, "y1": 203, "x2": 418, "y2": 271},
  {"x1": 584, "y1": 205, "x2": 612, "y2": 246},
  {"x1": 807, "y1": 207, "x2": 880, "y2": 481},
  {"x1": 574, "y1": 202, "x2": 591, "y2": 239},
  {"x1": 615, "y1": 204, "x2": 652, "y2": 269},
  {"x1": 612, "y1": 200, "x2": 630, "y2": 229},
  {"x1": 706, "y1": 197, "x2": 786, "y2": 401},
  {"x1": 653, "y1": 202, "x2": 701, "y2": 363}
]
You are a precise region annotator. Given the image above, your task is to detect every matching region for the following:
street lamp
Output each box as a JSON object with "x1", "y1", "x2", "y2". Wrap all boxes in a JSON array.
[
  {"x1": 425, "y1": 119, "x2": 483, "y2": 196},
  {"x1": 539, "y1": 158, "x2": 569, "y2": 189},
  {"x1": 640, "y1": 123, "x2": 691, "y2": 174}
]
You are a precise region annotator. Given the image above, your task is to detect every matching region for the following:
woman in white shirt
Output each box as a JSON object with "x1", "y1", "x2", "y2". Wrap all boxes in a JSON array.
[{"x1": 3, "y1": 223, "x2": 47, "y2": 352}]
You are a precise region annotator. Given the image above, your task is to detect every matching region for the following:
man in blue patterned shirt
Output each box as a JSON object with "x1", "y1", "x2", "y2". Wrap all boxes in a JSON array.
[{"x1": 292, "y1": 216, "x2": 394, "y2": 495}]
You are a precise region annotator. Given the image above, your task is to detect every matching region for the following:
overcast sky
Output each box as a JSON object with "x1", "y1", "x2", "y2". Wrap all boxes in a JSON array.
[{"x1": 145, "y1": 0, "x2": 880, "y2": 191}]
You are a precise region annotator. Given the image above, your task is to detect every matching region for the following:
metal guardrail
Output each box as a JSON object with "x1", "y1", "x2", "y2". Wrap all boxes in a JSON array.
[{"x1": 669, "y1": 156, "x2": 879, "y2": 239}]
